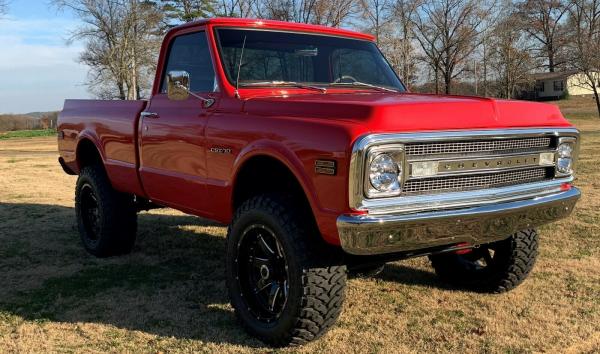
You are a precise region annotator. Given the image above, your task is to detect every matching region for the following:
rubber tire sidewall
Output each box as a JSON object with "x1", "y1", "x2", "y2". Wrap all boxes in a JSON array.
[
  {"x1": 226, "y1": 204, "x2": 307, "y2": 343},
  {"x1": 226, "y1": 195, "x2": 347, "y2": 346},
  {"x1": 429, "y1": 229, "x2": 539, "y2": 293},
  {"x1": 75, "y1": 165, "x2": 136, "y2": 257}
]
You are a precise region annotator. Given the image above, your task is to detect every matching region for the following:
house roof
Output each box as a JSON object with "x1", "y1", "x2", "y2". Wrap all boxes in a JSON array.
[{"x1": 531, "y1": 70, "x2": 579, "y2": 81}]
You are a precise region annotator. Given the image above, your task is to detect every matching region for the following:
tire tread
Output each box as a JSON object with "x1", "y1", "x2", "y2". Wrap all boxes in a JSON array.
[
  {"x1": 430, "y1": 229, "x2": 538, "y2": 293},
  {"x1": 227, "y1": 195, "x2": 346, "y2": 346},
  {"x1": 75, "y1": 164, "x2": 137, "y2": 257}
]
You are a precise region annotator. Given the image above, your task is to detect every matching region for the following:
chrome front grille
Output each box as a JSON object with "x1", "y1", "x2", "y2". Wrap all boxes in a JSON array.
[
  {"x1": 349, "y1": 128, "x2": 579, "y2": 213},
  {"x1": 405, "y1": 137, "x2": 552, "y2": 156},
  {"x1": 402, "y1": 167, "x2": 548, "y2": 195},
  {"x1": 402, "y1": 135, "x2": 556, "y2": 195}
]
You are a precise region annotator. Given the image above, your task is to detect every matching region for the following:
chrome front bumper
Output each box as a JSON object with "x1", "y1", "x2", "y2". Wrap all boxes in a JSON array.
[{"x1": 337, "y1": 188, "x2": 580, "y2": 255}]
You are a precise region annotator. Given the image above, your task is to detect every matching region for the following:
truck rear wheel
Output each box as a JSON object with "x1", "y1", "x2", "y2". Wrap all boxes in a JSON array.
[
  {"x1": 226, "y1": 195, "x2": 347, "y2": 347},
  {"x1": 75, "y1": 165, "x2": 137, "y2": 257},
  {"x1": 429, "y1": 229, "x2": 538, "y2": 293}
]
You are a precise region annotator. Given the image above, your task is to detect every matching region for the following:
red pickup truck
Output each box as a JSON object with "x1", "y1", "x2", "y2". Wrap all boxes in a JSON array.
[{"x1": 58, "y1": 18, "x2": 581, "y2": 346}]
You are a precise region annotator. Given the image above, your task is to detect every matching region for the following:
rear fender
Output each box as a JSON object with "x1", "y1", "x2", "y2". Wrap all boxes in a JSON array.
[{"x1": 74, "y1": 130, "x2": 106, "y2": 173}]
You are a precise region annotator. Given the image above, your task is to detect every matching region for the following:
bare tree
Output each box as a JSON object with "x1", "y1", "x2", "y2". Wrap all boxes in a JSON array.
[
  {"x1": 516, "y1": 0, "x2": 570, "y2": 72},
  {"x1": 489, "y1": 14, "x2": 536, "y2": 98},
  {"x1": 379, "y1": 29, "x2": 417, "y2": 87},
  {"x1": 567, "y1": 0, "x2": 600, "y2": 116},
  {"x1": 477, "y1": 29, "x2": 491, "y2": 96},
  {"x1": 0, "y1": 114, "x2": 44, "y2": 131},
  {"x1": 412, "y1": 0, "x2": 489, "y2": 94},
  {"x1": 312, "y1": 0, "x2": 356, "y2": 26},
  {"x1": 54, "y1": 0, "x2": 164, "y2": 99},
  {"x1": 55, "y1": 0, "x2": 128, "y2": 98},
  {"x1": 218, "y1": 0, "x2": 257, "y2": 17},
  {"x1": 260, "y1": 0, "x2": 355, "y2": 26},
  {"x1": 161, "y1": 0, "x2": 216, "y2": 23},
  {"x1": 470, "y1": 1, "x2": 503, "y2": 97},
  {"x1": 358, "y1": 0, "x2": 391, "y2": 44},
  {"x1": 260, "y1": 0, "x2": 317, "y2": 23},
  {"x1": 122, "y1": 0, "x2": 164, "y2": 99},
  {"x1": 375, "y1": 0, "x2": 420, "y2": 88}
]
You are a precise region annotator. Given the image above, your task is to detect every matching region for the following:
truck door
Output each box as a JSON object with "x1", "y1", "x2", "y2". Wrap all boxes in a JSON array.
[{"x1": 139, "y1": 30, "x2": 218, "y2": 214}]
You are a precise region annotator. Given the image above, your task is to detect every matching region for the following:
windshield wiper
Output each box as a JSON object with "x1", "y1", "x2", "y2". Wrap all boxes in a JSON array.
[
  {"x1": 329, "y1": 81, "x2": 399, "y2": 93},
  {"x1": 241, "y1": 81, "x2": 327, "y2": 93}
]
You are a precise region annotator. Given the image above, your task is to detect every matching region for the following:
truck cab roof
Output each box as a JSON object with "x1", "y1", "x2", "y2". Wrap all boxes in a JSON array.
[{"x1": 167, "y1": 17, "x2": 376, "y2": 42}]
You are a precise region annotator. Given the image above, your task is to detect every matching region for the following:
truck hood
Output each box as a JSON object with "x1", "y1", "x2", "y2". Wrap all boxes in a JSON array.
[{"x1": 242, "y1": 92, "x2": 571, "y2": 132}]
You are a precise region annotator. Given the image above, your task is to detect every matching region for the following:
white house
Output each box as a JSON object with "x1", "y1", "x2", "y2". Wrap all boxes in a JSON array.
[{"x1": 529, "y1": 70, "x2": 600, "y2": 100}]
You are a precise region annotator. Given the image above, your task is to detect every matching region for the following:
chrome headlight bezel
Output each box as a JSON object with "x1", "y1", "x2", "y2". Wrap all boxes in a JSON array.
[
  {"x1": 556, "y1": 137, "x2": 578, "y2": 177},
  {"x1": 364, "y1": 144, "x2": 405, "y2": 198}
]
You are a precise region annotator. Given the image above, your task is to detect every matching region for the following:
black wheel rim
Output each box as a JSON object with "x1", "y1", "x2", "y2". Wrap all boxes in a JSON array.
[
  {"x1": 236, "y1": 224, "x2": 289, "y2": 323},
  {"x1": 457, "y1": 245, "x2": 497, "y2": 271},
  {"x1": 80, "y1": 183, "x2": 101, "y2": 242}
]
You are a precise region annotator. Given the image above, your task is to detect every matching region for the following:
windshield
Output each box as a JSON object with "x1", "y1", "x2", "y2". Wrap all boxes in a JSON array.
[{"x1": 215, "y1": 28, "x2": 405, "y2": 91}]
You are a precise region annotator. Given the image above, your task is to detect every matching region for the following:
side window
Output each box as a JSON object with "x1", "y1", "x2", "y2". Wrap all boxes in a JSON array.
[{"x1": 161, "y1": 31, "x2": 216, "y2": 93}]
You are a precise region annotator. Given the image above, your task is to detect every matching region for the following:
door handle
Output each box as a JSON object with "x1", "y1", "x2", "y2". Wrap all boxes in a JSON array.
[{"x1": 141, "y1": 111, "x2": 160, "y2": 119}]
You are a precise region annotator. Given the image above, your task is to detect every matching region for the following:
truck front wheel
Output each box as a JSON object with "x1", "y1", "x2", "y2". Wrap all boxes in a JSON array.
[
  {"x1": 75, "y1": 165, "x2": 137, "y2": 257},
  {"x1": 429, "y1": 229, "x2": 539, "y2": 293},
  {"x1": 226, "y1": 195, "x2": 347, "y2": 346}
]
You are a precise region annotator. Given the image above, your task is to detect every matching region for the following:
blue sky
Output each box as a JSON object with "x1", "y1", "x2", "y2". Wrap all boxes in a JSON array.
[{"x1": 0, "y1": 0, "x2": 90, "y2": 114}]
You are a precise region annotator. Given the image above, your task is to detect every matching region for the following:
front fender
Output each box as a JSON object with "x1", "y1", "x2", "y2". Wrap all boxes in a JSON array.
[
  {"x1": 234, "y1": 139, "x2": 319, "y2": 202},
  {"x1": 231, "y1": 139, "x2": 343, "y2": 245}
]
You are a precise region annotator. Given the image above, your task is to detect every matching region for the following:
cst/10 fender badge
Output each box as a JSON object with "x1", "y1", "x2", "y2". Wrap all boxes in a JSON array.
[{"x1": 210, "y1": 147, "x2": 233, "y2": 154}]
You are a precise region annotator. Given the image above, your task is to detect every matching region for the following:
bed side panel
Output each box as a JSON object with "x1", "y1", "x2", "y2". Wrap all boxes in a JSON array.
[{"x1": 58, "y1": 99, "x2": 148, "y2": 197}]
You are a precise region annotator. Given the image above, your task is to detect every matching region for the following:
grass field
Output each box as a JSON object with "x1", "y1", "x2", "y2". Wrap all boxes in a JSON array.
[
  {"x1": 0, "y1": 98, "x2": 598, "y2": 353},
  {"x1": 0, "y1": 129, "x2": 56, "y2": 140}
]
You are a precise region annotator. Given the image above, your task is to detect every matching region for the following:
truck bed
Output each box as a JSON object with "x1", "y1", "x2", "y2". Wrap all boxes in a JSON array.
[{"x1": 58, "y1": 99, "x2": 148, "y2": 197}]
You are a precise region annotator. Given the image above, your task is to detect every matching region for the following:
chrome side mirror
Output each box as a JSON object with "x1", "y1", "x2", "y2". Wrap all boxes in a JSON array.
[
  {"x1": 166, "y1": 70, "x2": 216, "y2": 108},
  {"x1": 167, "y1": 70, "x2": 190, "y2": 101}
]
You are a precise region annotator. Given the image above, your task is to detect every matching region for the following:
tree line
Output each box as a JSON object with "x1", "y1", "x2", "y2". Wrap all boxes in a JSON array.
[
  {"x1": 0, "y1": 113, "x2": 58, "y2": 132},
  {"x1": 47, "y1": 0, "x2": 600, "y2": 115}
]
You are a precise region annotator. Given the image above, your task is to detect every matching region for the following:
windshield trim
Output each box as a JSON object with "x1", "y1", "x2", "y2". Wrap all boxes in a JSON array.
[
  {"x1": 212, "y1": 27, "x2": 406, "y2": 92},
  {"x1": 241, "y1": 80, "x2": 328, "y2": 93},
  {"x1": 238, "y1": 81, "x2": 400, "y2": 93}
]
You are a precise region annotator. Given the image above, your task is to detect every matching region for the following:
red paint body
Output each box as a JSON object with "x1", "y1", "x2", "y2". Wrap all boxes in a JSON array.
[{"x1": 58, "y1": 18, "x2": 573, "y2": 246}]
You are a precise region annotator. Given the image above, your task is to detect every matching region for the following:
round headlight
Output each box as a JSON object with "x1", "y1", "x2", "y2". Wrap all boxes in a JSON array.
[
  {"x1": 558, "y1": 143, "x2": 573, "y2": 158},
  {"x1": 557, "y1": 142, "x2": 574, "y2": 174},
  {"x1": 557, "y1": 157, "x2": 573, "y2": 174},
  {"x1": 369, "y1": 154, "x2": 400, "y2": 192}
]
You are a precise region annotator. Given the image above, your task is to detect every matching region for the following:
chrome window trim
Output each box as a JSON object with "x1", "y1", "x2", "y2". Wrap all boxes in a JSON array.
[{"x1": 349, "y1": 127, "x2": 580, "y2": 213}]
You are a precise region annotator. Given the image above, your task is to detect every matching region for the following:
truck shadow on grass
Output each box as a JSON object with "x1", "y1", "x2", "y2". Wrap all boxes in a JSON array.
[{"x1": 0, "y1": 202, "x2": 449, "y2": 346}]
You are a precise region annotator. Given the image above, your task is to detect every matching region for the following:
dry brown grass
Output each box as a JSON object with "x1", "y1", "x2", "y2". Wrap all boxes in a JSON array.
[{"x1": 0, "y1": 100, "x2": 599, "y2": 353}]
